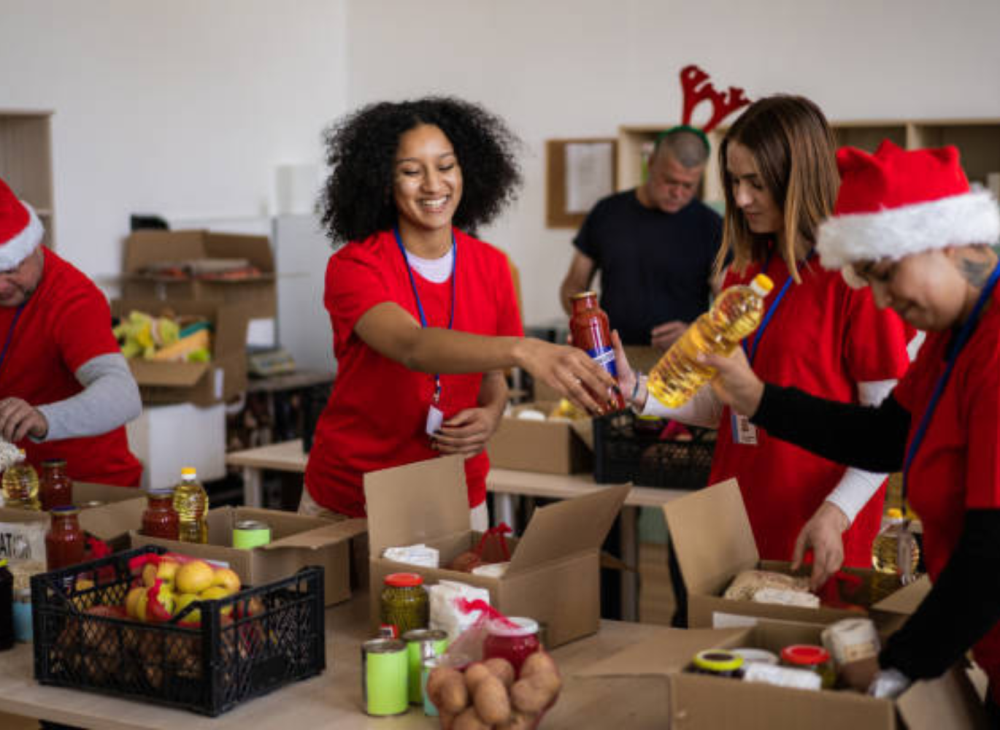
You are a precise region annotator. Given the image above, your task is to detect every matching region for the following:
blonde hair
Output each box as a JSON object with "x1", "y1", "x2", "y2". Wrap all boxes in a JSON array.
[{"x1": 714, "y1": 95, "x2": 839, "y2": 282}]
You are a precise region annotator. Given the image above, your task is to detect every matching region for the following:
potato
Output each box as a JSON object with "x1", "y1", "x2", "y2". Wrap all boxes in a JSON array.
[
  {"x1": 463, "y1": 662, "x2": 493, "y2": 694},
  {"x1": 474, "y1": 674, "x2": 512, "y2": 725},
  {"x1": 439, "y1": 711, "x2": 457, "y2": 730},
  {"x1": 439, "y1": 672, "x2": 470, "y2": 714},
  {"x1": 483, "y1": 657, "x2": 515, "y2": 689},
  {"x1": 511, "y1": 676, "x2": 555, "y2": 714},
  {"x1": 497, "y1": 710, "x2": 538, "y2": 730},
  {"x1": 448, "y1": 551, "x2": 482, "y2": 573},
  {"x1": 427, "y1": 666, "x2": 463, "y2": 708},
  {"x1": 453, "y1": 707, "x2": 490, "y2": 730},
  {"x1": 520, "y1": 651, "x2": 558, "y2": 680}
]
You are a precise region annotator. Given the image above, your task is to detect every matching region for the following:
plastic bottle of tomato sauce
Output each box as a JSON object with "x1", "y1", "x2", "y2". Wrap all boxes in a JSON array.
[{"x1": 569, "y1": 291, "x2": 625, "y2": 410}]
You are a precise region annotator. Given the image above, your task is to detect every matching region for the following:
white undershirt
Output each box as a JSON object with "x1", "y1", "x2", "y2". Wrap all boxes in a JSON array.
[{"x1": 405, "y1": 247, "x2": 454, "y2": 284}]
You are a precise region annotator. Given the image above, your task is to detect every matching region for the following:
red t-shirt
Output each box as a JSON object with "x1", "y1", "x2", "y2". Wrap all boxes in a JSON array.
[
  {"x1": 304, "y1": 229, "x2": 523, "y2": 517},
  {"x1": 709, "y1": 253, "x2": 912, "y2": 567},
  {"x1": 0, "y1": 249, "x2": 142, "y2": 486},
  {"x1": 893, "y1": 285, "x2": 1000, "y2": 692}
]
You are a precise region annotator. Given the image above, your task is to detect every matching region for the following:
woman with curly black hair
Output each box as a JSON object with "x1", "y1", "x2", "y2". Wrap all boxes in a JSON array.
[{"x1": 301, "y1": 97, "x2": 617, "y2": 525}]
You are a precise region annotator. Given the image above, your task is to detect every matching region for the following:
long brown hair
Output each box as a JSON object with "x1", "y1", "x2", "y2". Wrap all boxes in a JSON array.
[{"x1": 714, "y1": 95, "x2": 839, "y2": 282}]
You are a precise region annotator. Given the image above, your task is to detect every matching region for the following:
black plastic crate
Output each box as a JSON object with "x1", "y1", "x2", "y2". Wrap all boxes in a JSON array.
[
  {"x1": 32, "y1": 546, "x2": 325, "y2": 716},
  {"x1": 592, "y1": 410, "x2": 717, "y2": 489}
]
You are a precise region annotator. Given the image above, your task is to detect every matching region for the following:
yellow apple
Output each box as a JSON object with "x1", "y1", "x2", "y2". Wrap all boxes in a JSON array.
[
  {"x1": 211, "y1": 568, "x2": 241, "y2": 595},
  {"x1": 125, "y1": 585, "x2": 146, "y2": 619},
  {"x1": 198, "y1": 586, "x2": 233, "y2": 616},
  {"x1": 174, "y1": 593, "x2": 202, "y2": 624},
  {"x1": 157, "y1": 560, "x2": 180, "y2": 585},
  {"x1": 141, "y1": 563, "x2": 159, "y2": 587},
  {"x1": 175, "y1": 560, "x2": 214, "y2": 594}
]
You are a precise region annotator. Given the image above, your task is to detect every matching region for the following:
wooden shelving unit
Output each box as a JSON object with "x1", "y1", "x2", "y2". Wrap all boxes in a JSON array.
[{"x1": 0, "y1": 110, "x2": 55, "y2": 248}]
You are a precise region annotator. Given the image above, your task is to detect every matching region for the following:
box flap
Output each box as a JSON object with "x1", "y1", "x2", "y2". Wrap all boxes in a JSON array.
[
  {"x1": 79, "y1": 497, "x2": 145, "y2": 541},
  {"x1": 569, "y1": 417, "x2": 594, "y2": 452},
  {"x1": 265, "y1": 518, "x2": 368, "y2": 550},
  {"x1": 124, "y1": 230, "x2": 207, "y2": 273},
  {"x1": 897, "y1": 665, "x2": 989, "y2": 730},
  {"x1": 662, "y1": 478, "x2": 759, "y2": 595},
  {"x1": 872, "y1": 574, "x2": 931, "y2": 614},
  {"x1": 507, "y1": 483, "x2": 630, "y2": 574},
  {"x1": 365, "y1": 455, "x2": 469, "y2": 554},
  {"x1": 576, "y1": 627, "x2": 748, "y2": 678},
  {"x1": 128, "y1": 360, "x2": 209, "y2": 387},
  {"x1": 204, "y1": 232, "x2": 275, "y2": 272}
]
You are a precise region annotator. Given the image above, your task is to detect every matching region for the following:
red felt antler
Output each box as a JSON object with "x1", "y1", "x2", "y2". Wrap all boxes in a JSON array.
[{"x1": 680, "y1": 64, "x2": 751, "y2": 133}]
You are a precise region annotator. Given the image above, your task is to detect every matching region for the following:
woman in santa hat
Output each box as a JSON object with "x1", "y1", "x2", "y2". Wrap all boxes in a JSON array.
[{"x1": 704, "y1": 140, "x2": 1000, "y2": 709}]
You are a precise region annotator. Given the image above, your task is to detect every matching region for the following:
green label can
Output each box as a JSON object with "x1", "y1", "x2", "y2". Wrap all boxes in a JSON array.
[
  {"x1": 402, "y1": 628, "x2": 448, "y2": 704},
  {"x1": 361, "y1": 638, "x2": 408, "y2": 716},
  {"x1": 233, "y1": 520, "x2": 271, "y2": 550}
]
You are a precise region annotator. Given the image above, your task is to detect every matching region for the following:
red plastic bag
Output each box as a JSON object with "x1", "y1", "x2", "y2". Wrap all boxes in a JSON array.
[{"x1": 448, "y1": 523, "x2": 513, "y2": 572}]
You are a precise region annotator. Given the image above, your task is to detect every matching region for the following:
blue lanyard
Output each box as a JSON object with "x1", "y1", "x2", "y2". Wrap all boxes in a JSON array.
[
  {"x1": 393, "y1": 226, "x2": 457, "y2": 403},
  {"x1": 742, "y1": 251, "x2": 812, "y2": 366},
  {"x1": 0, "y1": 304, "x2": 25, "y2": 384},
  {"x1": 902, "y1": 260, "x2": 1000, "y2": 502}
]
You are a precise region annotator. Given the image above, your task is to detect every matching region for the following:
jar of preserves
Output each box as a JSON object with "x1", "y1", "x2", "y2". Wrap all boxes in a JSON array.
[
  {"x1": 688, "y1": 649, "x2": 745, "y2": 678},
  {"x1": 379, "y1": 573, "x2": 428, "y2": 638},
  {"x1": 483, "y1": 616, "x2": 541, "y2": 677},
  {"x1": 39, "y1": 459, "x2": 73, "y2": 511},
  {"x1": 780, "y1": 644, "x2": 835, "y2": 689},
  {"x1": 569, "y1": 292, "x2": 625, "y2": 411},
  {"x1": 141, "y1": 488, "x2": 179, "y2": 539},
  {"x1": 45, "y1": 506, "x2": 86, "y2": 571}
]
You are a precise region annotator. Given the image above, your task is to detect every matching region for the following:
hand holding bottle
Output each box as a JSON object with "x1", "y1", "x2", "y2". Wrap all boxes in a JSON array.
[{"x1": 699, "y1": 349, "x2": 765, "y2": 417}]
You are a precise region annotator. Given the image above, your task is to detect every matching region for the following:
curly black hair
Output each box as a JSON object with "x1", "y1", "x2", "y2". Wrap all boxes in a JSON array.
[{"x1": 319, "y1": 96, "x2": 523, "y2": 244}]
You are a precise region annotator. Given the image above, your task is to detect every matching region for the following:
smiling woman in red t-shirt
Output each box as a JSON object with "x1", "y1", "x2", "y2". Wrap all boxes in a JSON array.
[{"x1": 301, "y1": 97, "x2": 618, "y2": 527}]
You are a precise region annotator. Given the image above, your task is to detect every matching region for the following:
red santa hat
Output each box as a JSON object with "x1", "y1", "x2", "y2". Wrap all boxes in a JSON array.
[
  {"x1": 0, "y1": 176, "x2": 44, "y2": 271},
  {"x1": 817, "y1": 140, "x2": 1000, "y2": 285}
]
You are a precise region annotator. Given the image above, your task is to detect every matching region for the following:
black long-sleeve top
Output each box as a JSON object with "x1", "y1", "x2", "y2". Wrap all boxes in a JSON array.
[{"x1": 754, "y1": 383, "x2": 1000, "y2": 682}]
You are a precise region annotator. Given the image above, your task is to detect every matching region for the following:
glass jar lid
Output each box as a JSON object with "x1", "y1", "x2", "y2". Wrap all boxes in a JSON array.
[
  {"x1": 693, "y1": 649, "x2": 744, "y2": 673},
  {"x1": 384, "y1": 572, "x2": 424, "y2": 588},
  {"x1": 487, "y1": 616, "x2": 539, "y2": 637},
  {"x1": 781, "y1": 644, "x2": 831, "y2": 666}
]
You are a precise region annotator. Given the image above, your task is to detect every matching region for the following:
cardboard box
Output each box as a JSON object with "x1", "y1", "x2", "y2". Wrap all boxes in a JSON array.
[
  {"x1": 487, "y1": 401, "x2": 593, "y2": 474},
  {"x1": 578, "y1": 620, "x2": 988, "y2": 730},
  {"x1": 663, "y1": 479, "x2": 930, "y2": 629},
  {"x1": 110, "y1": 299, "x2": 250, "y2": 405},
  {"x1": 365, "y1": 455, "x2": 629, "y2": 648},
  {"x1": 122, "y1": 230, "x2": 277, "y2": 319},
  {"x1": 131, "y1": 506, "x2": 366, "y2": 606}
]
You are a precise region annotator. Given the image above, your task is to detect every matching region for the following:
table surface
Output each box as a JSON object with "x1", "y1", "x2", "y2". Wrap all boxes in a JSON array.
[
  {"x1": 225, "y1": 439, "x2": 693, "y2": 507},
  {"x1": 0, "y1": 593, "x2": 669, "y2": 729}
]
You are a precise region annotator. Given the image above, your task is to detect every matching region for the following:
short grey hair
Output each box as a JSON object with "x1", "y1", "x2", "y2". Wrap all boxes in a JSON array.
[{"x1": 656, "y1": 130, "x2": 709, "y2": 168}]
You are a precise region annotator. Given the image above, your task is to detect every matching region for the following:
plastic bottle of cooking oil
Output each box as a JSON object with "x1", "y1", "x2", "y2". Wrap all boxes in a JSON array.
[
  {"x1": 871, "y1": 508, "x2": 920, "y2": 576},
  {"x1": 647, "y1": 274, "x2": 774, "y2": 409},
  {"x1": 1, "y1": 450, "x2": 40, "y2": 510},
  {"x1": 172, "y1": 467, "x2": 208, "y2": 543}
]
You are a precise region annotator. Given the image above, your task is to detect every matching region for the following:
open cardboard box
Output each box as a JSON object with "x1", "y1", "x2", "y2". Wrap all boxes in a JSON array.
[
  {"x1": 577, "y1": 620, "x2": 988, "y2": 730},
  {"x1": 131, "y1": 506, "x2": 366, "y2": 606},
  {"x1": 365, "y1": 455, "x2": 629, "y2": 647},
  {"x1": 663, "y1": 479, "x2": 930, "y2": 630},
  {"x1": 487, "y1": 401, "x2": 593, "y2": 474},
  {"x1": 122, "y1": 230, "x2": 277, "y2": 319},
  {"x1": 110, "y1": 299, "x2": 250, "y2": 405}
]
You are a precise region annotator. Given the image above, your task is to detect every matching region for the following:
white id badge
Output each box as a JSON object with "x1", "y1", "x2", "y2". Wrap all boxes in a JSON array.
[
  {"x1": 425, "y1": 404, "x2": 444, "y2": 436},
  {"x1": 732, "y1": 413, "x2": 758, "y2": 446}
]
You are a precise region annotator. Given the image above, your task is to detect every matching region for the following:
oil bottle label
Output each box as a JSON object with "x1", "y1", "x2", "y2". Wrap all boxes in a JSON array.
[{"x1": 586, "y1": 345, "x2": 619, "y2": 378}]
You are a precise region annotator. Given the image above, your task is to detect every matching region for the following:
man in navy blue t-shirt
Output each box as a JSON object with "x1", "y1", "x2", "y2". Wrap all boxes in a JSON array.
[{"x1": 559, "y1": 129, "x2": 723, "y2": 350}]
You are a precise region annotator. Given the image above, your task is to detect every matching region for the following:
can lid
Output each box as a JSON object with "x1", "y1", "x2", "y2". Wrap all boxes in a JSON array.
[
  {"x1": 693, "y1": 649, "x2": 744, "y2": 672},
  {"x1": 146, "y1": 487, "x2": 174, "y2": 497},
  {"x1": 570, "y1": 291, "x2": 598, "y2": 301},
  {"x1": 487, "y1": 616, "x2": 539, "y2": 638},
  {"x1": 402, "y1": 628, "x2": 448, "y2": 642},
  {"x1": 234, "y1": 520, "x2": 270, "y2": 531},
  {"x1": 362, "y1": 638, "x2": 406, "y2": 653},
  {"x1": 384, "y1": 572, "x2": 424, "y2": 588},
  {"x1": 781, "y1": 644, "x2": 831, "y2": 666},
  {"x1": 41, "y1": 458, "x2": 67, "y2": 467}
]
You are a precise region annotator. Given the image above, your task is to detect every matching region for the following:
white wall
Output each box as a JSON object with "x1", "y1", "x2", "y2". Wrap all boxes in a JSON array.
[
  {"x1": 345, "y1": 0, "x2": 1000, "y2": 326},
  {"x1": 0, "y1": 0, "x2": 347, "y2": 282}
]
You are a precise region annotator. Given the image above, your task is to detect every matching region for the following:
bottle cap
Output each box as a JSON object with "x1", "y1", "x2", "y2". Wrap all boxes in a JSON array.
[
  {"x1": 750, "y1": 274, "x2": 775, "y2": 296},
  {"x1": 781, "y1": 644, "x2": 831, "y2": 666},
  {"x1": 885, "y1": 507, "x2": 904, "y2": 522},
  {"x1": 181, "y1": 467, "x2": 197, "y2": 477},
  {"x1": 384, "y1": 572, "x2": 424, "y2": 588},
  {"x1": 693, "y1": 649, "x2": 744, "y2": 672}
]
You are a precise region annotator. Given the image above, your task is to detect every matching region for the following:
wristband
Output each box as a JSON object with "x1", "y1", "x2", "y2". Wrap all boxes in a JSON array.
[{"x1": 630, "y1": 372, "x2": 644, "y2": 408}]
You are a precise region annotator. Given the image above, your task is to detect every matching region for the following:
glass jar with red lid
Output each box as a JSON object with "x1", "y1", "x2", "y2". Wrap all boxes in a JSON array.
[
  {"x1": 141, "y1": 487, "x2": 179, "y2": 540},
  {"x1": 39, "y1": 458, "x2": 73, "y2": 511},
  {"x1": 380, "y1": 573, "x2": 428, "y2": 638},
  {"x1": 483, "y1": 616, "x2": 541, "y2": 677},
  {"x1": 45, "y1": 506, "x2": 86, "y2": 571},
  {"x1": 569, "y1": 292, "x2": 625, "y2": 411},
  {"x1": 780, "y1": 644, "x2": 835, "y2": 688}
]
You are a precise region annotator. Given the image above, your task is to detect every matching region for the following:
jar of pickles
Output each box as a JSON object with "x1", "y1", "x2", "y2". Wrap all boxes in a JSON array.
[
  {"x1": 483, "y1": 617, "x2": 541, "y2": 677},
  {"x1": 688, "y1": 649, "x2": 745, "y2": 678},
  {"x1": 379, "y1": 573, "x2": 428, "y2": 638},
  {"x1": 780, "y1": 645, "x2": 835, "y2": 689}
]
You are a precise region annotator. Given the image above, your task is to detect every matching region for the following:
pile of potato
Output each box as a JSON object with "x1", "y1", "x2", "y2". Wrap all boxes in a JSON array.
[{"x1": 426, "y1": 652, "x2": 562, "y2": 729}]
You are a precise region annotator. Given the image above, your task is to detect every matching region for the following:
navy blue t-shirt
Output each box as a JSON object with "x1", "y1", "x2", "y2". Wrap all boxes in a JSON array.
[{"x1": 573, "y1": 190, "x2": 722, "y2": 345}]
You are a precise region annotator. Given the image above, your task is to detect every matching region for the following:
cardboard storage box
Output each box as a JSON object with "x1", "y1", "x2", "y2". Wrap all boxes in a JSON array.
[
  {"x1": 365, "y1": 455, "x2": 629, "y2": 648},
  {"x1": 487, "y1": 401, "x2": 593, "y2": 474},
  {"x1": 663, "y1": 479, "x2": 930, "y2": 629},
  {"x1": 122, "y1": 230, "x2": 277, "y2": 319},
  {"x1": 110, "y1": 299, "x2": 250, "y2": 406},
  {"x1": 131, "y1": 506, "x2": 366, "y2": 606},
  {"x1": 578, "y1": 620, "x2": 987, "y2": 730},
  {"x1": 0, "y1": 482, "x2": 146, "y2": 560}
]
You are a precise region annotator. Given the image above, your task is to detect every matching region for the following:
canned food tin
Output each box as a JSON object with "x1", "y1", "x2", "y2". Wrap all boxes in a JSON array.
[
  {"x1": 361, "y1": 638, "x2": 408, "y2": 716},
  {"x1": 403, "y1": 628, "x2": 448, "y2": 704},
  {"x1": 233, "y1": 520, "x2": 271, "y2": 550}
]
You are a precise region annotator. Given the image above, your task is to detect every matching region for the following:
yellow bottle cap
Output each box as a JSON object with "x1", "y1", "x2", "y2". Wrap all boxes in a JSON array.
[
  {"x1": 885, "y1": 507, "x2": 904, "y2": 520},
  {"x1": 181, "y1": 467, "x2": 197, "y2": 477},
  {"x1": 751, "y1": 274, "x2": 775, "y2": 294}
]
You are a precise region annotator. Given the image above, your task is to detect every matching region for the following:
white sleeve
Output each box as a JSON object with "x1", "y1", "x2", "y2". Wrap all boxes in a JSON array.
[
  {"x1": 824, "y1": 379, "x2": 897, "y2": 524},
  {"x1": 638, "y1": 378, "x2": 723, "y2": 428}
]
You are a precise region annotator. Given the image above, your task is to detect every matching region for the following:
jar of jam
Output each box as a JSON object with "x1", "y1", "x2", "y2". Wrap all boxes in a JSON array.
[
  {"x1": 569, "y1": 292, "x2": 625, "y2": 411},
  {"x1": 688, "y1": 649, "x2": 745, "y2": 678},
  {"x1": 780, "y1": 644, "x2": 835, "y2": 689},
  {"x1": 45, "y1": 506, "x2": 86, "y2": 571},
  {"x1": 39, "y1": 458, "x2": 73, "y2": 511},
  {"x1": 141, "y1": 487, "x2": 179, "y2": 540},
  {"x1": 379, "y1": 573, "x2": 428, "y2": 638},
  {"x1": 483, "y1": 616, "x2": 541, "y2": 677}
]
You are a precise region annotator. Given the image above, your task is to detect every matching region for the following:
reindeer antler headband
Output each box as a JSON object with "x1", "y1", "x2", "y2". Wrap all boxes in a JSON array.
[{"x1": 658, "y1": 65, "x2": 751, "y2": 152}]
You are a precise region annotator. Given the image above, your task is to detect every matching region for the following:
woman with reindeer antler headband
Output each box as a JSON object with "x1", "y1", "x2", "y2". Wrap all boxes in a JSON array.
[{"x1": 616, "y1": 95, "x2": 914, "y2": 598}]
